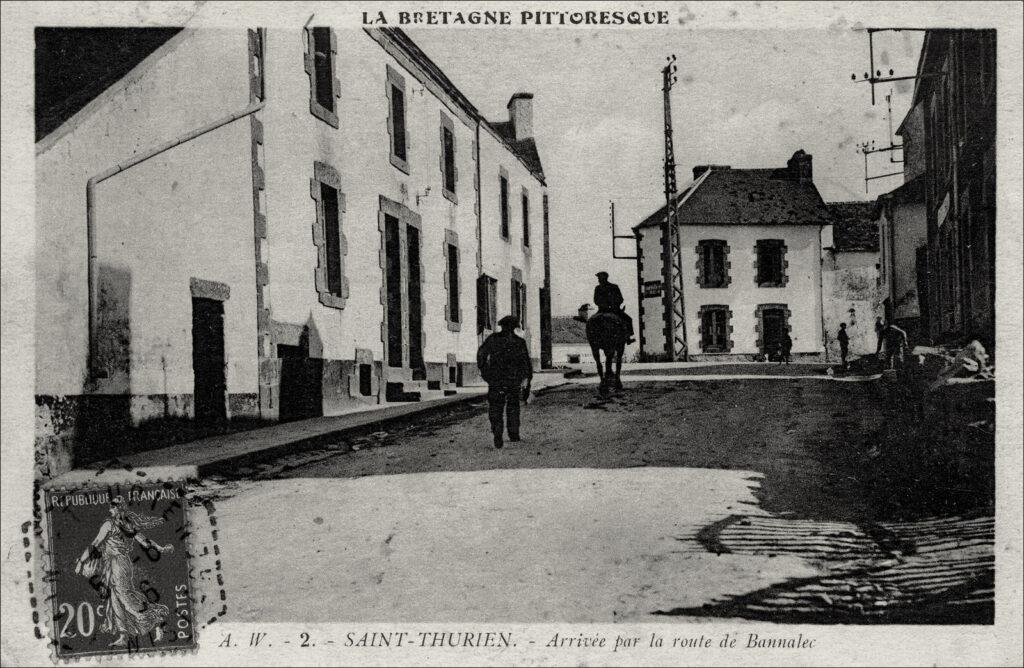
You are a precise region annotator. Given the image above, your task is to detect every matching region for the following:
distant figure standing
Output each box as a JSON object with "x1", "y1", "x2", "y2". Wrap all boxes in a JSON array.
[
  {"x1": 837, "y1": 323, "x2": 850, "y2": 370},
  {"x1": 477, "y1": 315, "x2": 533, "y2": 449},
  {"x1": 882, "y1": 323, "x2": 909, "y2": 370},
  {"x1": 593, "y1": 271, "x2": 635, "y2": 344},
  {"x1": 778, "y1": 331, "x2": 793, "y2": 365},
  {"x1": 874, "y1": 317, "x2": 886, "y2": 356}
]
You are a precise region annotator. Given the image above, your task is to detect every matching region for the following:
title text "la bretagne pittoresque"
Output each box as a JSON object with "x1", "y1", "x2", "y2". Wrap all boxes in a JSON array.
[{"x1": 363, "y1": 10, "x2": 671, "y2": 26}]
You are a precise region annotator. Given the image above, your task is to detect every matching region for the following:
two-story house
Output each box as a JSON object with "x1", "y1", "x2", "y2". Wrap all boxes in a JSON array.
[
  {"x1": 34, "y1": 24, "x2": 550, "y2": 474},
  {"x1": 633, "y1": 151, "x2": 833, "y2": 361}
]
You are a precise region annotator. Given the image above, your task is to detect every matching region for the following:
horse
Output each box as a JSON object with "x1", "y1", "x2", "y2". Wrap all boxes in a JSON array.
[{"x1": 585, "y1": 311, "x2": 628, "y2": 396}]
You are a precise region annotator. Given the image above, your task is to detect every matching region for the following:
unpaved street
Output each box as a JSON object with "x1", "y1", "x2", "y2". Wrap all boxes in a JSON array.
[{"x1": 209, "y1": 379, "x2": 993, "y2": 623}]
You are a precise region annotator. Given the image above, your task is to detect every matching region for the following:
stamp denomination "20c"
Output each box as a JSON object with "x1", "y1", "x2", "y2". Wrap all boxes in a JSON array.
[{"x1": 43, "y1": 480, "x2": 197, "y2": 659}]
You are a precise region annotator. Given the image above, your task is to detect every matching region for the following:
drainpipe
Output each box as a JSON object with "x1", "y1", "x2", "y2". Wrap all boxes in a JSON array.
[
  {"x1": 86, "y1": 101, "x2": 265, "y2": 378},
  {"x1": 474, "y1": 118, "x2": 484, "y2": 342}
]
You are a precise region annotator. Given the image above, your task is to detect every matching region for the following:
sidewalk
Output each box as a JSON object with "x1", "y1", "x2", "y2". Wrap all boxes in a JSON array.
[{"x1": 68, "y1": 371, "x2": 570, "y2": 479}]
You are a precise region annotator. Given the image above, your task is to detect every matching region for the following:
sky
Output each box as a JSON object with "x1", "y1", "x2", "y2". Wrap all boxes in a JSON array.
[{"x1": 407, "y1": 27, "x2": 924, "y2": 316}]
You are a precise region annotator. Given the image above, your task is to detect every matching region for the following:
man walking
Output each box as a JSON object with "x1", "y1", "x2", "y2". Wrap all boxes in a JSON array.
[
  {"x1": 477, "y1": 315, "x2": 533, "y2": 449},
  {"x1": 594, "y1": 271, "x2": 635, "y2": 344},
  {"x1": 837, "y1": 323, "x2": 850, "y2": 370}
]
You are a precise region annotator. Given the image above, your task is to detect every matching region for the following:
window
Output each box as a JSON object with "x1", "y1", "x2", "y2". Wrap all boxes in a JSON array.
[
  {"x1": 699, "y1": 305, "x2": 733, "y2": 353},
  {"x1": 444, "y1": 229, "x2": 461, "y2": 331},
  {"x1": 521, "y1": 188, "x2": 530, "y2": 247},
  {"x1": 310, "y1": 161, "x2": 347, "y2": 308},
  {"x1": 322, "y1": 184, "x2": 342, "y2": 297},
  {"x1": 755, "y1": 239, "x2": 787, "y2": 287},
  {"x1": 305, "y1": 27, "x2": 338, "y2": 127},
  {"x1": 696, "y1": 239, "x2": 730, "y2": 288},
  {"x1": 511, "y1": 268, "x2": 527, "y2": 329},
  {"x1": 440, "y1": 113, "x2": 457, "y2": 201},
  {"x1": 477, "y1": 274, "x2": 498, "y2": 333},
  {"x1": 499, "y1": 169, "x2": 510, "y2": 240},
  {"x1": 386, "y1": 65, "x2": 409, "y2": 173}
]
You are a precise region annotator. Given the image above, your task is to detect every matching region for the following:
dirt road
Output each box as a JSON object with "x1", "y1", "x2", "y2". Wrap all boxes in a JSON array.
[{"x1": 208, "y1": 379, "x2": 993, "y2": 623}]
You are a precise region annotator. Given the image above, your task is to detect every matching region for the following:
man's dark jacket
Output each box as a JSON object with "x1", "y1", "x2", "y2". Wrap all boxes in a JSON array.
[
  {"x1": 594, "y1": 282, "x2": 624, "y2": 312},
  {"x1": 477, "y1": 331, "x2": 533, "y2": 386}
]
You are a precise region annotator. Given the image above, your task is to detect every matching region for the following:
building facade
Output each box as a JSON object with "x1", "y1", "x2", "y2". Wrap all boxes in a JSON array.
[
  {"x1": 823, "y1": 202, "x2": 883, "y2": 360},
  {"x1": 35, "y1": 26, "x2": 550, "y2": 474},
  {"x1": 633, "y1": 151, "x2": 833, "y2": 361},
  {"x1": 904, "y1": 29, "x2": 996, "y2": 346}
]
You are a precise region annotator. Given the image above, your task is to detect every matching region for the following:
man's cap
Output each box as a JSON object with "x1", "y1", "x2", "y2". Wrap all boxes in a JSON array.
[
  {"x1": 595, "y1": 271, "x2": 609, "y2": 279},
  {"x1": 497, "y1": 315, "x2": 519, "y2": 329}
]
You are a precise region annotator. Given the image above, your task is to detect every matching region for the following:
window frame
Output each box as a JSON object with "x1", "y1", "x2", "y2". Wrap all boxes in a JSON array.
[
  {"x1": 696, "y1": 239, "x2": 731, "y2": 288},
  {"x1": 439, "y1": 111, "x2": 458, "y2": 203},
  {"x1": 310, "y1": 161, "x2": 348, "y2": 309},
  {"x1": 304, "y1": 27, "x2": 339, "y2": 128},
  {"x1": 521, "y1": 187, "x2": 531, "y2": 249},
  {"x1": 511, "y1": 267, "x2": 527, "y2": 330},
  {"x1": 386, "y1": 65, "x2": 410, "y2": 174},
  {"x1": 499, "y1": 167, "x2": 511, "y2": 241},
  {"x1": 754, "y1": 239, "x2": 788, "y2": 288},
  {"x1": 698, "y1": 304, "x2": 733, "y2": 353},
  {"x1": 444, "y1": 229, "x2": 462, "y2": 331},
  {"x1": 477, "y1": 274, "x2": 498, "y2": 334}
]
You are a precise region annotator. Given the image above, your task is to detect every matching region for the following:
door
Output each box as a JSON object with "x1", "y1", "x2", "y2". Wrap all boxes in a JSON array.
[
  {"x1": 384, "y1": 214, "x2": 403, "y2": 367},
  {"x1": 191, "y1": 297, "x2": 226, "y2": 422},
  {"x1": 760, "y1": 308, "x2": 786, "y2": 360},
  {"x1": 406, "y1": 224, "x2": 424, "y2": 373},
  {"x1": 277, "y1": 342, "x2": 323, "y2": 421}
]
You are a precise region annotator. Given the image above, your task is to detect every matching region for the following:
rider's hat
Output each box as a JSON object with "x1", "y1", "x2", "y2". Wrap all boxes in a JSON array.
[
  {"x1": 497, "y1": 315, "x2": 519, "y2": 329},
  {"x1": 595, "y1": 271, "x2": 609, "y2": 279}
]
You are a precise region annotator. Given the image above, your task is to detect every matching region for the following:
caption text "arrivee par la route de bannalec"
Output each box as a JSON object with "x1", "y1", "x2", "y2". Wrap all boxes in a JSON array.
[{"x1": 217, "y1": 631, "x2": 818, "y2": 652}]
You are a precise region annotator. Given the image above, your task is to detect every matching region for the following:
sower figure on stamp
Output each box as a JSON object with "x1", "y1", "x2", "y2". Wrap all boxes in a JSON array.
[
  {"x1": 594, "y1": 271, "x2": 635, "y2": 345},
  {"x1": 477, "y1": 315, "x2": 533, "y2": 449},
  {"x1": 74, "y1": 496, "x2": 174, "y2": 647},
  {"x1": 837, "y1": 323, "x2": 850, "y2": 370}
]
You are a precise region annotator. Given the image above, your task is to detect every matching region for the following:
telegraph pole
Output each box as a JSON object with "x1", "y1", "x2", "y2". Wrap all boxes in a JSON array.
[{"x1": 661, "y1": 55, "x2": 687, "y2": 360}]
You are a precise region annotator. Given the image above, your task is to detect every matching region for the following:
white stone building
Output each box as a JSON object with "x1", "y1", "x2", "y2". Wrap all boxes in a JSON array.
[
  {"x1": 633, "y1": 151, "x2": 834, "y2": 361},
  {"x1": 35, "y1": 26, "x2": 550, "y2": 473}
]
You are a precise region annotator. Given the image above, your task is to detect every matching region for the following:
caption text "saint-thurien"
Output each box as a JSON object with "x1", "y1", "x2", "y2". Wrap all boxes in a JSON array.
[{"x1": 363, "y1": 10, "x2": 671, "y2": 27}]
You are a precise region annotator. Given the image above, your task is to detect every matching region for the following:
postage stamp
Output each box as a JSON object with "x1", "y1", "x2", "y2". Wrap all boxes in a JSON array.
[{"x1": 41, "y1": 480, "x2": 197, "y2": 659}]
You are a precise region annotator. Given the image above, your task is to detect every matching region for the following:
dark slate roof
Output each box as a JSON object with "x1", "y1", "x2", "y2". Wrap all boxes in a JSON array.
[
  {"x1": 827, "y1": 202, "x2": 880, "y2": 252},
  {"x1": 489, "y1": 121, "x2": 545, "y2": 183},
  {"x1": 551, "y1": 316, "x2": 588, "y2": 344},
  {"x1": 635, "y1": 167, "x2": 831, "y2": 229},
  {"x1": 35, "y1": 28, "x2": 182, "y2": 141}
]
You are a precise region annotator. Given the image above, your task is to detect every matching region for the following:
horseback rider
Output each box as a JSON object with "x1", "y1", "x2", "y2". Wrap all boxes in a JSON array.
[{"x1": 594, "y1": 272, "x2": 635, "y2": 344}]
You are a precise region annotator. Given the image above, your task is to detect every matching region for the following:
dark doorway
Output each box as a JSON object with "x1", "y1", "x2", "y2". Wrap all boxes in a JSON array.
[
  {"x1": 406, "y1": 225, "x2": 424, "y2": 373},
  {"x1": 384, "y1": 214, "x2": 403, "y2": 368},
  {"x1": 191, "y1": 297, "x2": 226, "y2": 422},
  {"x1": 760, "y1": 307, "x2": 787, "y2": 360},
  {"x1": 277, "y1": 342, "x2": 323, "y2": 422}
]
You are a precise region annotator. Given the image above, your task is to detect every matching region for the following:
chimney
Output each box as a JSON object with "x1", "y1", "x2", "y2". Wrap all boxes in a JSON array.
[
  {"x1": 692, "y1": 165, "x2": 730, "y2": 181},
  {"x1": 576, "y1": 304, "x2": 590, "y2": 322},
  {"x1": 507, "y1": 93, "x2": 534, "y2": 141},
  {"x1": 787, "y1": 150, "x2": 813, "y2": 183}
]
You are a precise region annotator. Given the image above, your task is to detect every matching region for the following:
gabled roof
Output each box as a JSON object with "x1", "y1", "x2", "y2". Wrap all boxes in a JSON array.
[
  {"x1": 551, "y1": 316, "x2": 588, "y2": 344},
  {"x1": 636, "y1": 164, "x2": 831, "y2": 230},
  {"x1": 826, "y1": 202, "x2": 879, "y2": 252},
  {"x1": 488, "y1": 121, "x2": 545, "y2": 182}
]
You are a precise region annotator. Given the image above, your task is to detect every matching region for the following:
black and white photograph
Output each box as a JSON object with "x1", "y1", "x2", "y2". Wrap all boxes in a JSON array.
[{"x1": 1, "y1": 1, "x2": 1021, "y2": 665}]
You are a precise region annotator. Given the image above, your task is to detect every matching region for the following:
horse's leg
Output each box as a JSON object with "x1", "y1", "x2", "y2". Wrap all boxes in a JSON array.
[
  {"x1": 590, "y1": 343, "x2": 605, "y2": 391},
  {"x1": 604, "y1": 347, "x2": 616, "y2": 392},
  {"x1": 614, "y1": 343, "x2": 625, "y2": 390}
]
